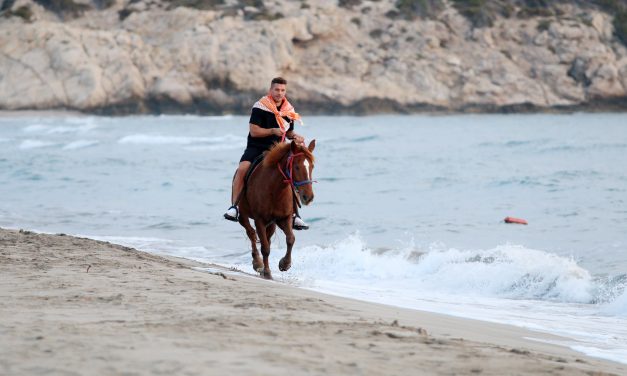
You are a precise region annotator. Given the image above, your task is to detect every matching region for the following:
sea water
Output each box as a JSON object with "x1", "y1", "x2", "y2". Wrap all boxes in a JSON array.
[{"x1": 1, "y1": 113, "x2": 626, "y2": 364}]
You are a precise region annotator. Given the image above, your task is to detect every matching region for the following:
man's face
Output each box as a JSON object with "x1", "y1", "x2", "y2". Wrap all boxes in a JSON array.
[{"x1": 270, "y1": 83, "x2": 287, "y2": 104}]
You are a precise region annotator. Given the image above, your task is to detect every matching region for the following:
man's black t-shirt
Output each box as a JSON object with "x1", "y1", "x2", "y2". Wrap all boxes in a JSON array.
[{"x1": 247, "y1": 107, "x2": 294, "y2": 150}]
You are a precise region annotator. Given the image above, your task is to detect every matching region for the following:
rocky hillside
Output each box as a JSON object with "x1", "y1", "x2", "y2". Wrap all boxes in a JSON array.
[{"x1": 1, "y1": 0, "x2": 627, "y2": 114}]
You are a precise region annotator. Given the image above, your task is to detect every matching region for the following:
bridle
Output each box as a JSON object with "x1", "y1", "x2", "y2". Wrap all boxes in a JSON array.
[{"x1": 277, "y1": 151, "x2": 316, "y2": 193}]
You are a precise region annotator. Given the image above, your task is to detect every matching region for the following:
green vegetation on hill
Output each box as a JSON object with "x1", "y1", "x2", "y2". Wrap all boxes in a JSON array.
[
  {"x1": 2, "y1": 5, "x2": 34, "y2": 22},
  {"x1": 156, "y1": 0, "x2": 282, "y2": 20},
  {"x1": 391, "y1": 0, "x2": 558, "y2": 25},
  {"x1": 389, "y1": 0, "x2": 627, "y2": 46},
  {"x1": 338, "y1": 0, "x2": 363, "y2": 8},
  {"x1": 162, "y1": 0, "x2": 222, "y2": 10},
  {"x1": 33, "y1": 0, "x2": 91, "y2": 19},
  {"x1": 616, "y1": 11, "x2": 627, "y2": 44},
  {"x1": 8, "y1": 0, "x2": 627, "y2": 47},
  {"x1": 597, "y1": 0, "x2": 627, "y2": 45},
  {"x1": 396, "y1": 0, "x2": 445, "y2": 18},
  {"x1": 451, "y1": 0, "x2": 510, "y2": 27}
]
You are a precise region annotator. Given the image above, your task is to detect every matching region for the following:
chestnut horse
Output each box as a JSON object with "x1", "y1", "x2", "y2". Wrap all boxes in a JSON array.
[{"x1": 238, "y1": 140, "x2": 316, "y2": 279}]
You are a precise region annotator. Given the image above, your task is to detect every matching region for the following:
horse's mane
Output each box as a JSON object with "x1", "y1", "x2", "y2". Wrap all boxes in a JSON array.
[{"x1": 263, "y1": 142, "x2": 314, "y2": 167}]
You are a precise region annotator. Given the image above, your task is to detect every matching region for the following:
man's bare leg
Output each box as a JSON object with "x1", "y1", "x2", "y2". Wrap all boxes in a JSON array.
[
  {"x1": 224, "y1": 161, "x2": 251, "y2": 221},
  {"x1": 231, "y1": 161, "x2": 250, "y2": 204}
]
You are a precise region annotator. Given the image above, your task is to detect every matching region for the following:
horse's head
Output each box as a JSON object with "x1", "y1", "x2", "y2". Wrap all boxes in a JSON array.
[{"x1": 289, "y1": 139, "x2": 316, "y2": 205}]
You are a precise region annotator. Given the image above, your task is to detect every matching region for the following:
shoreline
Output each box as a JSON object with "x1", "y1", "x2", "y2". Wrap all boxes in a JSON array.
[
  {"x1": 1, "y1": 227, "x2": 625, "y2": 375},
  {"x1": 1, "y1": 97, "x2": 627, "y2": 118}
]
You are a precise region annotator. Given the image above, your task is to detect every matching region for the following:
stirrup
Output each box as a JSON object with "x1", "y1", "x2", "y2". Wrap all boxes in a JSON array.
[
  {"x1": 293, "y1": 215, "x2": 309, "y2": 231},
  {"x1": 224, "y1": 205, "x2": 239, "y2": 222}
]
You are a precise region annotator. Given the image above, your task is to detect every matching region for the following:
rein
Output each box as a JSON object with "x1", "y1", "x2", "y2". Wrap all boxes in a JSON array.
[{"x1": 277, "y1": 151, "x2": 316, "y2": 191}]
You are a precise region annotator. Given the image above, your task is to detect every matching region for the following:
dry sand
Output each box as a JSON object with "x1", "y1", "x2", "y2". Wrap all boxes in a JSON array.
[{"x1": 1, "y1": 227, "x2": 625, "y2": 375}]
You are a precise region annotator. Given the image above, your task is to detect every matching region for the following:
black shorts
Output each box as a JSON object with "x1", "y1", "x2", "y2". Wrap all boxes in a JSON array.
[{"x1": 239, "y1": 147, "x2": 265, "y2": 163}]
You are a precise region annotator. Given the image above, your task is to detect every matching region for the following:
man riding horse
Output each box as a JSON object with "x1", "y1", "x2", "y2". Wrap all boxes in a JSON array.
[{"x1": 224, "y1": 77, "x2": 309, "y2": 230}]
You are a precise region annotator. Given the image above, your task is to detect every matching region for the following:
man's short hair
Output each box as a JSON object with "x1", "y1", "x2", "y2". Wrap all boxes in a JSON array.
[{"x1": 271, "y1": 77, "x2": 287, "y2": 86}]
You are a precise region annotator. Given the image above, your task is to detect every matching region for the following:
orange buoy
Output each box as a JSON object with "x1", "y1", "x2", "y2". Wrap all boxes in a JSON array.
[{"x1": 504, "y1": 216, "x2": 528, "y2": 225}]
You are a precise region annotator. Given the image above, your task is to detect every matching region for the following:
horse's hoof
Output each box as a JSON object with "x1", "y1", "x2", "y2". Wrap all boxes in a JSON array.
[
  {"x1": 252, "y1": 260, "x2": 263, "y2": 272},
  {"x1": 279, "y1": 257, "x2": 291, "y2": 272},
  {"x1": 260, "y1": 270, "x2": 273, "y2": 280}
]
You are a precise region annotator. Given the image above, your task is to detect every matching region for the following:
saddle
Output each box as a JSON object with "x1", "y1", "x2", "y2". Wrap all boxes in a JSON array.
[{"x1": 244, "y1": 153, "x2": 265, "y2": 185}]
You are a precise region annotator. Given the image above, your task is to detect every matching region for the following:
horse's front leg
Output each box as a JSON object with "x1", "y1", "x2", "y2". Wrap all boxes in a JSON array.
[
  {"x1": 276, "y1": 217, "x2": 295, "y2": 272},
  {"x1": 254, "y1": 219, "x2": 272, "y2": 279},
  {"x1": 239, "y1": 216, "x2": 262, "y2": 272}
]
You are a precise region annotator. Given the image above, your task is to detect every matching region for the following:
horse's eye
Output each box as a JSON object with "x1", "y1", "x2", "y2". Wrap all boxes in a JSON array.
[{"x1": 295, "y1": 166, "x2": 300, "y2": 170}]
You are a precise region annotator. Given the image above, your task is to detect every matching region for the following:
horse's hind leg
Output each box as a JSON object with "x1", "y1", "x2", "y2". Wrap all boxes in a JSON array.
[
  {"x1": 266, "y1": 222, "x2": 276, "y2": 241},
  {"x1": 276, "y1": 217, "x2": 295, "y2": 272},
  {"x1": 239, "y1": 216, "x2": 262, "y2": 272},
  {"x1": 254, "y1": 219, "x2": 272, "y2": 279}
]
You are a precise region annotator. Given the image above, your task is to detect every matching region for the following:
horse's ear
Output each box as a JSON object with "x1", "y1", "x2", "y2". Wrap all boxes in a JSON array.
[
  {"x1": 290, "y1": 140, "x2": 299, "y2": 153},
  {"x1": 308, "y1": 139, "x2": 316, "y2": 152}
]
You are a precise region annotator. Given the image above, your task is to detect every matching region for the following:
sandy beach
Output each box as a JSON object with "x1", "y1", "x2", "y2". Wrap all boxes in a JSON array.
[{"x1": 1, "y1": 227, "x2": 624, "y2": 376}]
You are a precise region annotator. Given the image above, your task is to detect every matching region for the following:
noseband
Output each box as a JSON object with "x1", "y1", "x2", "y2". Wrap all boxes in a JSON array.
[{"x1": 277, "y1": 151, "x2": 316, "y2": 191}]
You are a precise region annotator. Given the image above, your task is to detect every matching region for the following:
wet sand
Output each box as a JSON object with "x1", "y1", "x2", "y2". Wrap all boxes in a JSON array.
[{"x1": 1, "y1": 227, "x2": 624, "y2": 375}]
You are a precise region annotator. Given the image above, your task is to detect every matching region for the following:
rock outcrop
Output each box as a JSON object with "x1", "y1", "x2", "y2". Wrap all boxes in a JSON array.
[{"x1": 1, "y1": 0, "x2": 626, "y2": 114}]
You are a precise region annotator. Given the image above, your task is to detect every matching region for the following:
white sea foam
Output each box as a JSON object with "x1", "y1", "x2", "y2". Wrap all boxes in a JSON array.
[
  {"x1": 23, "y1": 124, "x2": 49, "y2": 133},
  {"x1": 212, "y1": 233, "x2": 627, "y2": 365},
  {"x1": 155, "y1": 114, "x2": 234, "y2": 121},
  {"x1": 602, "y1": 289, "x2": 627, "y2": 317},
  {"x1": 118, "y1": 134, "x2": 243, "y2": 146},
  {"x1": 87, "y1": 235, "x2": 210, "y2": 260},
  {"x1": 49, "y1": 124, "x2": 98, "y2": 134},
  {"x1": 571, "y1": 345, "x2": 627, "y2": 365},
  {"x1": 19, "y1": 139, "x2": 56, "y2": 149},
  {"x1": 87, "y1": 234, "x2": 175, "y2": 250},
  {"x1": 226, "y1": 234, "x2": 624, "y2": 365},
  {"x1": 183, "y1": 143, "x2": 246, "y2": 151},
  {"x1": 278, "y1": 234, "x2": 594, "y2": 303},
  {"x1": 63, "y1": 140, "x2": 100, "y2": 150},
  {"x1": 23, "y1": 122, "x2": 98, "y2": 134}
]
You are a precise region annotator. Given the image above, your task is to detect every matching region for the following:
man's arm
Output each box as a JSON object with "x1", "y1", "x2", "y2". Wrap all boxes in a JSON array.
[
  {"x1": 249, "y1": 123, "x2": 282, "y2": 138},
  {"x1": 286, "y1": 130, "x2": 305, "y2": 146},
  {"x1": 250, "y1": 123, "x2": 304, "y2": 145}
]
